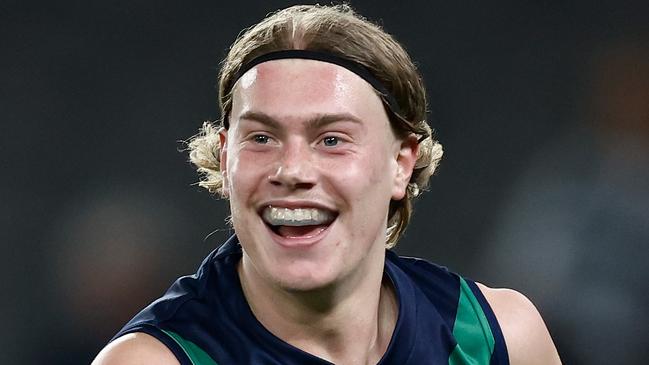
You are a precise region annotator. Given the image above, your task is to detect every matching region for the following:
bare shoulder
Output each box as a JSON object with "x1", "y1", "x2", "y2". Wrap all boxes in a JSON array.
[
  {"x1": 476, "y1": 283, "x2": 562, "y2": 365},
  {"x1": 92, "y1": 332, "x2": 180, "y2": 365}
]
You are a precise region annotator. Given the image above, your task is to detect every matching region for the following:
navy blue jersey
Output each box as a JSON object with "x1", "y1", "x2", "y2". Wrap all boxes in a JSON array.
[{"x1": 113, "y1": 236, "x2": 508, "y2": 364}]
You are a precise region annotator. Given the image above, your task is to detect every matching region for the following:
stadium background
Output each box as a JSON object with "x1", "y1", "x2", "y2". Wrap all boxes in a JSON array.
[{"x1": 2, "y1": 1, "x2": 648, "y2": 363}]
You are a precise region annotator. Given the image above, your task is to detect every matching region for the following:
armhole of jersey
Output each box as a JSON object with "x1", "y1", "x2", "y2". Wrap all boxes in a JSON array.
[
  {"x1": 465, "y1": 280, "x2": 510, "y2": 365},
  {"x1": 113, "y1": 325, "x2": 194, "y2": 365},
  {"x1": 159, "y1": 329, "x2": 219, "y2": 365},
  {"x1": 448, "y1": 277, "x2": 510, "y2": 365}
]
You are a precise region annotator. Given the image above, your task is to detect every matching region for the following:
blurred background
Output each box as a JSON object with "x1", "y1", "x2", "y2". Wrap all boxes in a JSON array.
[{"x1": 2, "y1": 1, "x2": 648, "y2": 363}]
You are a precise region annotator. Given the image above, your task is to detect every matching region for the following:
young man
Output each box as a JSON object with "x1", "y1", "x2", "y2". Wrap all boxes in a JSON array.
[{"x1": 94, "y1": 5, "x2": 560, "y2": 365}]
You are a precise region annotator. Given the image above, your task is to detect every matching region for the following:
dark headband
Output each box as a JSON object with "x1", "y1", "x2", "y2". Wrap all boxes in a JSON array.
[{"x1": 230, "y1": 49, "x2": 402, "y2": 120}]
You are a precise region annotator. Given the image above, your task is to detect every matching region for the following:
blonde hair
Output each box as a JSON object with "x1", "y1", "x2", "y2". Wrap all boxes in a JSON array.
[{"x1": 189, "y1": 4, "x2": 443, "y2": 247}]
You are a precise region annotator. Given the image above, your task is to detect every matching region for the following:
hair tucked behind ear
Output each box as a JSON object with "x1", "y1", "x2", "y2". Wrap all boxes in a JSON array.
[{"x1": 188, "y1": 122, "x2": 225, "y2": 196}]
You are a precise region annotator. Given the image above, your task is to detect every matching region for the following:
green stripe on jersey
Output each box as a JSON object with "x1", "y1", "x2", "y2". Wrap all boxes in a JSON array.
[
  {"x1": 161, "y1": 329, "x2": 218, "y2": 365},
  {"x1": 448, "y1": 277, "x2": 495, "y2": 365}
]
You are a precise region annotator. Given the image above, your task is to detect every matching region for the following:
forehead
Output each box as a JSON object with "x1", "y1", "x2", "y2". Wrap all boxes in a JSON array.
[{"x1": 231, "y1": 59, "x2": 388, "y2": 125}]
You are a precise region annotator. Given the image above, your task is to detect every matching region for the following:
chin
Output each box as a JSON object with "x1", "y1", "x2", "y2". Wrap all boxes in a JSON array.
[{"x1": 269, "y1": 258, "x2": 341, "y2": 293}]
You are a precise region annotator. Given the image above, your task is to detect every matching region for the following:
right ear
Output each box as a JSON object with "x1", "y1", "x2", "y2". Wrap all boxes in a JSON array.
[{"x1": 218, "y1": 128, "x2": 229, "y2": 197}]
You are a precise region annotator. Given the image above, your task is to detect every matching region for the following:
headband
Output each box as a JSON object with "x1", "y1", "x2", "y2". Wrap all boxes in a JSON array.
[{"x1": 230, "y1": 50, "x2": 402, "y2": 122}]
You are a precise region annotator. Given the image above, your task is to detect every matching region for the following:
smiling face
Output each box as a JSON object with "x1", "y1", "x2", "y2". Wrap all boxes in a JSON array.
[{"x1": 220, "y1": 59, "x2": 417, "y2": 292}]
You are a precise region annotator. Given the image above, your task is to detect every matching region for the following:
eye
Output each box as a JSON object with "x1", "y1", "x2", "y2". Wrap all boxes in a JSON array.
[
  {"x1": 322, "y1": 136, "x2": 339, "y2": 147},
  {"x1": 252, "y1": 134, "x2": 270, "y2": 144}
]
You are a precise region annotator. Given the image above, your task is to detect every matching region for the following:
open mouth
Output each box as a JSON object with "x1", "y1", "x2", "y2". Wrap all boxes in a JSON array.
[{"x1": 261, "y1": 206, "x2": 337, "y2": 239}]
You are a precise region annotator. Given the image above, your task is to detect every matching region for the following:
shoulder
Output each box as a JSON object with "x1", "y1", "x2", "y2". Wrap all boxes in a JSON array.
[
  {"x1": 92, "y1": 332, "x2": 180, "y2": 365},
  {"x1": 476, "y1": 283, "x2": 562, "y2": 365}
]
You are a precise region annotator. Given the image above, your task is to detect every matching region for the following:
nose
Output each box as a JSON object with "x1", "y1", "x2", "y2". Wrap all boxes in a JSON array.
[{"x1": 268, "y1": 139, "x2": 317, "y2": 190}]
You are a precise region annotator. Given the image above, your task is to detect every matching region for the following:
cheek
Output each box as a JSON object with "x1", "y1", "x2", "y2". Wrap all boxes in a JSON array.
[
  {"x1": 227, "y1": 150, "x2": 266, "y2": 203},
  {"x1": 328, "y1": 151, "x2": 394, "y2": 202}
]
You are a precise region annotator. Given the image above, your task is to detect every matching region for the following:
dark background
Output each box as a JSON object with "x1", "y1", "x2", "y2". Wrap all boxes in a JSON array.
[{"x1": 2, "y1": 1, "x2": 648, "y2": 363}]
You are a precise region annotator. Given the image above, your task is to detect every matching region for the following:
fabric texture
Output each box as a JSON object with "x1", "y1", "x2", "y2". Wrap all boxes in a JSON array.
[{"x1": 112, "y1": 235, "x2": 508, "y2": 364}]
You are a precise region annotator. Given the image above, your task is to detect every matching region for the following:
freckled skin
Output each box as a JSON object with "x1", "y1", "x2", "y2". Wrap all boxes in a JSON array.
[{"x1": 220, "y1": 59, "x2": 411, "y2": 293}]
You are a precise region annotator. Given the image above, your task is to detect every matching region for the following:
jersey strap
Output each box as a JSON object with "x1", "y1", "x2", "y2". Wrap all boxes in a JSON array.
[
  {"x1": 160, "y1": 329, "x2": 218, "y2": 365},
  {"x1": 448, "y1": 277, "x2": 506, "y2": 365}
]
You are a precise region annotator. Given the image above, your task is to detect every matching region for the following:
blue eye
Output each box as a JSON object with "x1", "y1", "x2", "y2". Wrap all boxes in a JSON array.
[
  {"x1": 253, "y1": 135, "x2": 270, "y2": 144},
  {"x1": 322, "y1": 136, "x2": 339, "y2": 147}
]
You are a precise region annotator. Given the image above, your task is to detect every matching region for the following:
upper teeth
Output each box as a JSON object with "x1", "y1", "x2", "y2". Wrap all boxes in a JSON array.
[{"x1": 262, "y1": 206, "x2": 335, "y2": 226}]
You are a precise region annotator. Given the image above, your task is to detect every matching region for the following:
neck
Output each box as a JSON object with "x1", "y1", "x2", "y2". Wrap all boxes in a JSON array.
[{"x1": 238, "y1": 250, "x2": 398, "y2": 365}]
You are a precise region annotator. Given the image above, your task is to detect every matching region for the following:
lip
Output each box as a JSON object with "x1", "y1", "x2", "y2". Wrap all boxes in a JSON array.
[{"x1": 256, "y1": 199, "x2": 338, "y2": 214}]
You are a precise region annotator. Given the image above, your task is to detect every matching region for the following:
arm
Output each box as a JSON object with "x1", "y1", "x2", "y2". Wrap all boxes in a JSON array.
[
  {"x1": 477, "y1": 283, "x2": 562, "y2": 365},
  {"x1": 92, "y1": 332, "x2": 180, "y2": 365}
]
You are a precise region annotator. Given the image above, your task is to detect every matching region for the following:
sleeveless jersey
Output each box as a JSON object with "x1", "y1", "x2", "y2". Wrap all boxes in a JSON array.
[{"x1": 113, "y1": 235, "x2": 509, "y2": 364}]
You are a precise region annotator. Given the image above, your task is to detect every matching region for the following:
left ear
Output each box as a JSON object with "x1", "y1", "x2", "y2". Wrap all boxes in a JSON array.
[{"x1": 392, "y1": 134, "x2": 419, "y2": 200}]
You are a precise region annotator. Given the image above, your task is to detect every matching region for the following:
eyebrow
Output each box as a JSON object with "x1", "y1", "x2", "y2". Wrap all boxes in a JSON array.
[{"x1": 238, "y1": 110, "x2": 363, "y2": 130}]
